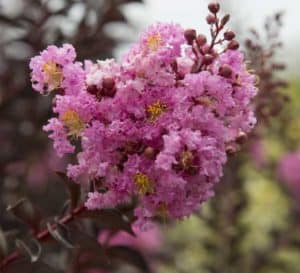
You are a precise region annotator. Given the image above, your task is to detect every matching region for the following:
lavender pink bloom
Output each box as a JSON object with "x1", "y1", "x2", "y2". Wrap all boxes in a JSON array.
[{"x1": 30, "y1": 22, "x2": 257, "y2": 229}]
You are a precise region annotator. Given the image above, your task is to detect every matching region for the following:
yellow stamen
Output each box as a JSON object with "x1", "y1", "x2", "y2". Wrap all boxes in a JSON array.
[
  {"x1": 146, "y1": 101, "x2": 167, "y2": 121},
  {"x1": 42, "y1": 61, "x2": 63, "y2": 89},
  {"x1": 61, "y1": 109, "x2": 85, "y2": 137},
  {"x1": 146, "y1": 34, "x2": 163, "y2": 51},
  {"x1": 134, "y1": 173, "x2": 153, "y2": 195}
]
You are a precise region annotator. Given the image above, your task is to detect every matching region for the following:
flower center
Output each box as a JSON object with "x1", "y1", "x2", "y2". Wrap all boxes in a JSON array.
[
  {"x1": 134, "y1": 173, "x2": 153, "y2": 195},
  {"x1": 61, "y1": 109, "x2": 85, "y2": 137},
  {"x1": 146, "y1": 101, "x2": 167, "y2": 121},
  {"x1": 146, "y1": 34, "x2": 163, "y2": 51},
  {"x1": 42, "y1": 61, "x2": 63, "y2": 89},
  {"x1": 180, "y1": 150, "x2": 194, "y2": 170},
  {"x1": 173, "y1": 150, "x2": 199, "y2": 175}
]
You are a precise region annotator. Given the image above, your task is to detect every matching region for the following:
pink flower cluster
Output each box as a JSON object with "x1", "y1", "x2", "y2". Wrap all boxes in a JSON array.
[{"x1": 30, "y1": 22, "x2": 257, "y2": 229}]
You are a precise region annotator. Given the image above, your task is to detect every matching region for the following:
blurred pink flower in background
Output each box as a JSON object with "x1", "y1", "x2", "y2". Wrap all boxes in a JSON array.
[
  {"x1": 249, "y1": 140, "x2": 267, "y2": 169},
  {"x1": 278, "y1": 151, "x2": 300, "y2": 198},
  {"x1": 27, "y1": 146, "x2": 67, "y2": 191},
  {"x1": 98, "y1": 224, "x2": 162, "y2": 254}
]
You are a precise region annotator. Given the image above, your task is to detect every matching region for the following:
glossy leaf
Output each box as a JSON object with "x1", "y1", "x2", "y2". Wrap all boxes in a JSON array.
[
  {"x1": 15, "y1": 238, "x2": 41, "y2": 263},
  {"x1": 7, "y1": 198, "x2": 41, "y2": 232},
  {"x1": 46, "y1": 222, "x2": 74, "y2": 249}
]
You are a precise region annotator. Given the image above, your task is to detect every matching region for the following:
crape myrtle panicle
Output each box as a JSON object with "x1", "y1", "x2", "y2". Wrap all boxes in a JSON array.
[{"x1": 30, "y1": 2, "x2": 257, "y2": 230}]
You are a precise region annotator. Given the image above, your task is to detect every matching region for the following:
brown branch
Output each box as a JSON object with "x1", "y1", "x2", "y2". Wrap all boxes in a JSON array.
[{"x1": 0, "y1": 204, "x2": 86, "y2": 271}]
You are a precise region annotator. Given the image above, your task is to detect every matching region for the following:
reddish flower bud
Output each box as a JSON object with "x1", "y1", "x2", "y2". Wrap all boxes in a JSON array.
[
  {"x1": 102, "y1": 77, "x2": 115, "y2": 90},
  {"x1": 228, "y1": 40, "x2": 240, "y2": 50},
  {"x1": 202, "y1": 54, "x2": 214, "y2": 65},
  {"x1": 236, "y1": 132, "x2": 247, "y2": 145},
  {"x1": 221, "y1": 14, "x2": 230, "y2": 26},
  {"x1": 184, "y1": 29, "x2": 197, "y2": 45},
  {"x1": 224, "y1": 31, "x2": 235, "y2": 41},
  {"x1": 144, "y1": 146, "x2": 156, "y2": 160},
  {"x1": 219, "y1": 64, "x2": 232, "y2": 78},
  {"x1": 196, "y1": 34, "x2": 207, "y2": 47},
  {"x1": 208, "y1": 2, "x2": 220, "y2": 14},
  {"x1": 206, "y1": 14, "x2": 217, "y2": 24}
]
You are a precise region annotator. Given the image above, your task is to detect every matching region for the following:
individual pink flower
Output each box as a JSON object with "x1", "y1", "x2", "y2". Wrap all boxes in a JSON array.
[{"x1": 30, "y1": 44, "x2": 77, "y2": 94}]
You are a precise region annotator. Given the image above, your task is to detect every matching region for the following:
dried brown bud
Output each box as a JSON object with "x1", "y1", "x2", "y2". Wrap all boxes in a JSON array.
[
  {"x1": 202, "y1": 54, "x2": 214, "y2": 65},
  {"x1": 224, "y1": 31, "x2": 235, "y2": 41},
  {"x1": 196, "y1": 34, "x2": 207, "y2": 47},
  {"x1": 219, "y1": 64, "x2": 232, "y2": 78},
  {"x1": 208, "y1": 2, "x2": 220, "y2": 14},
  {"x1": 144, "y1": 147, "x2": 156, "y2": 160},
  {"x1": 228, "y1": 40, "x2": 240, "y2": 50},
  {"x1": 184, "y1": 29, "x2": 197, "y2": 45},
  {"x1": 221, "y1": 14, "x2": 230, "y2": 26},
  {"x1": 206, "y1": 14, "x2": 217, "y2": 24}
]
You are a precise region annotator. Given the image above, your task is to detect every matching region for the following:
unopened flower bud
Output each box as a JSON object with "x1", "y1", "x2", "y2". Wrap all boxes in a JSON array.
[
  {"x1": 102, "y1": 77, "x2": 116, "y2": 97},
  {"x1": 219, "y1": 64, "x2": 232, "y2": 78},
  {"x1": 196, "y1": 34, "x2": 207, "y2": 47},
  {"x1": 228, "y1": 40, "x2": 239, "y2": 50},
  {"x1": 224, "y1": 31, "x2": 235, "y2": 41},
  {"x1": 206, "y1": 14, "x2": 217, "y2": 24},
  {"x1": 184, "y1": 29, "x2": 197, "y2": 45},
  {"x1": 208, "y1": 2, "x2": 220, "y2": 14},
  {"x1": 202, "y1": 54, "x2": 214, "y2": 65},
  {"x1": 144, "y1": 146, "x2": 156, "y2": 160},
  {"x1": 221, "y1": 14, "x2": 230, "y2": 26},
  {"x1": 236, "y1": 131, "x2": 247, "y2": 145},
  {"x1": 102, "y1": 77, "x2": 115, "y2": 90}
]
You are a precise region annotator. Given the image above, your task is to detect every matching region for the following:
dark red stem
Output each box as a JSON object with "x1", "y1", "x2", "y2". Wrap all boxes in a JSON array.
[{"x1": 0, "y1": 204, "x2": 86, "y2": 271}]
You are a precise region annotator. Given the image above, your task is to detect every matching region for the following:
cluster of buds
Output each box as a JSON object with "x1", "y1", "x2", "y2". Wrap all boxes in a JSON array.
[{"x1": 184, "y1": 2, "x2": 239, "y2": 75}]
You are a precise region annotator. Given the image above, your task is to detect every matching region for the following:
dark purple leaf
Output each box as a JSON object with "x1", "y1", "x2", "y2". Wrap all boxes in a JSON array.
[
  {"x1": 15, "y1": 238, "x2": 41, "y2": 263},
  {"x1": 7, "y1": 198, "x2": 41, "y2": 233},
  {"x1": 79, "y1": 208, "x2": 134, "y2": 235},
  {"x1": 46, "y1": 221, "x2": 74, "y2": 249}
]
